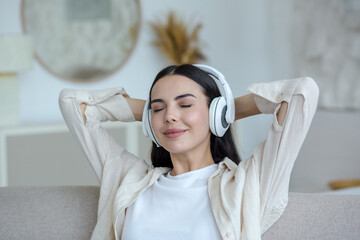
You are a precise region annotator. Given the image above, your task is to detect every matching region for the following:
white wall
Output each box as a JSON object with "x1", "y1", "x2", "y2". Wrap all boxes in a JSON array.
[
  {"x1": 266, "y1": 0, "x2": 360, "y2": 192},
  {"x1": 290, "y1": 110, "x2": 360, "y2": 192},
  {"x1": 1, "y1": 0, "x2": 268, "y2": 122}
]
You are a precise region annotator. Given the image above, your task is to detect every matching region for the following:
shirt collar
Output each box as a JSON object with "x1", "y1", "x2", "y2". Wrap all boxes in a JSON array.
[{"x1": 219, "y1": 157, "x2": 237, "y2": 171}]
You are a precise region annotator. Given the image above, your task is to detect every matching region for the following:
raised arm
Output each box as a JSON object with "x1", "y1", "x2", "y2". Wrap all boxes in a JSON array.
[
  {"x1": 242, "y1": 77, "x2": 319, "y2": 233},
  {"x1": 234, "y1": 93, "x2": 288, "y2": 126},
  {"x1": 79, "y1": 97, "x2": 145, "y2": 124},
  {"x1": 58, "y1": 87, "x2": 137, "y2": 181}
]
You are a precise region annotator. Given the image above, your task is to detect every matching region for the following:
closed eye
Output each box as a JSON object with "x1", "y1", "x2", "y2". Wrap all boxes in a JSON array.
[
  {"x1": 153, "y1": 108, "x2": 163, "y2": 113},
  {"x1": 181, "y1": 104, "x2": 192, "y2": 108}
]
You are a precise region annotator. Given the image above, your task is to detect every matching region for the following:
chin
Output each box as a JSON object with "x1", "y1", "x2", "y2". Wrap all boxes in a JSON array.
[{"x1": 161, "y1": 142, "x2": 189, "y2": 154}]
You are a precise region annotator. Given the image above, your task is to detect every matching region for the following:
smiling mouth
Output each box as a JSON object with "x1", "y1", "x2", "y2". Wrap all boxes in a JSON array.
[{"x1": 164, "y1": 129, "x2": 187, "y2": 139}]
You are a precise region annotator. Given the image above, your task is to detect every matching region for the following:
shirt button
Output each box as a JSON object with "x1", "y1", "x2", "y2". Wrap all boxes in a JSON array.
[
  {"x1": 226, "y1": 232, "x2": 231, "y2": 238},
  {"x1": 275, "y1": 93, "x2": 282, "y2": 101}
]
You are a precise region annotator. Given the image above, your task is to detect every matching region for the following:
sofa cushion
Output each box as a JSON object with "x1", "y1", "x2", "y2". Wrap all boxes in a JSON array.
[
  {"x1": 262, "y1": 192, "x2": 360, "y2": 240},
  {"x1": 0, "y1": 186, "x2": 99, "y2": 240}
]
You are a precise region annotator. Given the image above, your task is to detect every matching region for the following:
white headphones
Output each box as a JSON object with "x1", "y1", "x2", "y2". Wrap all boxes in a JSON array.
[{"x1": 142, "y1": 64, "x2": 235, "y2": 147}]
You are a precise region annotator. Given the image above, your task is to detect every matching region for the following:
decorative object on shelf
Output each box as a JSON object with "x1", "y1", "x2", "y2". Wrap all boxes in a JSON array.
[
  {"x1": 329, "y1": 179, "x2": 360, "y2": 190},
  {"x1": 149, "y1": 11, "x2": 206, "y2": 65},
  {"x1": 0, "y1": 34, "x2": 33, "y2": 127},
  {"x1": 21, "y1": 0, "x2": 141, "y2": 83},
  {"x1": 292, "y1": 0, "x2": 360, "y2": 110}
]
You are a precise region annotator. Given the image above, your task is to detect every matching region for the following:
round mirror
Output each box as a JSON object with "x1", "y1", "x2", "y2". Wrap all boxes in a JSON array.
[{"x1": 21, "y1": 0, "x2": 141, "y2": 82}]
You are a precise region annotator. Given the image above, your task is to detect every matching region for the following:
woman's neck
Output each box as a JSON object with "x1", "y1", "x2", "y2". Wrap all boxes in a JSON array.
[{"x1": 169, "y1": 148, "x2": 214, "y2": 176}]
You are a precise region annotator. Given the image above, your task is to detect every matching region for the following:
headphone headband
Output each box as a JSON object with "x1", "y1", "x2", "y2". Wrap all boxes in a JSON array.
[{"x1": 193, "y1": 64, "x2": 235, "y2": 124}]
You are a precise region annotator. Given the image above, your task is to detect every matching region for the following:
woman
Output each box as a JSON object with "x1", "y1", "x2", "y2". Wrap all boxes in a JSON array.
[{"x1": 59, "y1": 64, "x2": 319, "y2": 240}]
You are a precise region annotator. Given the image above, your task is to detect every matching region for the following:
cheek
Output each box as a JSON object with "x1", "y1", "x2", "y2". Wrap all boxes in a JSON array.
[
  {"x1": 184, "y1": 109, "x2": 209, "y2": 128},
  {"x1": 150, "y1": 114, "x2": 161, "y2": 132}
]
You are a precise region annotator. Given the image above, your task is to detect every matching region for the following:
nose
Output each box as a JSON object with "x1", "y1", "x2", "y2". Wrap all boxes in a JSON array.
[{"x1": 164, "y1": 107, "x2": 178, "y2": 123}]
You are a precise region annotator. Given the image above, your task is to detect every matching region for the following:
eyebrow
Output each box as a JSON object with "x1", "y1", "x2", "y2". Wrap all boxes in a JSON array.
[{"x1": 150, "y1": 93, "x2": 196, "y2": 105}]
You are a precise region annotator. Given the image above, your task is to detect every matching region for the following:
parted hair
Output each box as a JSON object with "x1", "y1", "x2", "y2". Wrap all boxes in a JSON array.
[{"x1": 148, "y1": 64, "x2": 241, "y2": 168}]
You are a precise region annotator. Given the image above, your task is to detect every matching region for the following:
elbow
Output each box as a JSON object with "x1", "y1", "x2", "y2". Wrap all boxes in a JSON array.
[
  {"x1": 58, "y1": 88, "x2": 73, "y2": 101},
  {"x1": 300, "y1": 77, "x2": 320, "y2": 116},
  {"x1": 58, "y1": 88, "x2": 78, "y2": 109},
  {"x1": 302, "y1": 77, "x2": 320, "y2": 101},
  {"x1": 58, "y1": 89, "x2": 71, "y2": 106},
  {"x1": 58, "y1": 88, "x2": 76, "y2": 119},
  {"x1": 58, "y1": 89, "x2": 67, "y2": 111}
]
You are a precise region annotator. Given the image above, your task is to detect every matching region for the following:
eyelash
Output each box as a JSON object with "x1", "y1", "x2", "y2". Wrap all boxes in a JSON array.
[
  {"x1": 153, "y1": 104, "x2": 192, "y2": 113},
  {"x1": 181, "y1": 104, "x2": 192, "y2": 108}
]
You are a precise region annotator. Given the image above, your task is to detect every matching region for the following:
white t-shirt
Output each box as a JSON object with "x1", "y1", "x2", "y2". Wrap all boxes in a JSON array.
[{"x1": 121, "y1": 164, "x2": 222, "y2": 240}]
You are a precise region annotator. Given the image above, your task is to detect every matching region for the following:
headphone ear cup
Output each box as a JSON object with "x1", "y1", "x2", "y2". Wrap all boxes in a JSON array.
[
  {"x1": 142, "y1": 100, "x2": 161, "y2": 147},
  {"x1": 147, "y1": 110, "x2": 161, "y2": 147},
  {"x1": 142, "y1": 99, "x2": 151, "y2": 137},
  {"x1": 209, "y1": 97, "x2": 229, "y2": 137},
  {"x1": 145, "y1": 110, "x2": 152, "y2": 138}
]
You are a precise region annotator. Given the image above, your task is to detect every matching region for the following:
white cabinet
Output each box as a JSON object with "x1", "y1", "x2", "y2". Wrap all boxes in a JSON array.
[{"x1": 0, "y1": 122, "x2": 151, "y2": 187}]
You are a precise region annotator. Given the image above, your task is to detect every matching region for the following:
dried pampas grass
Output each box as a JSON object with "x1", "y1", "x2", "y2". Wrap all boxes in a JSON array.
[{"x1": 149, "y1": 11, "x2": 206, "y2": 65}]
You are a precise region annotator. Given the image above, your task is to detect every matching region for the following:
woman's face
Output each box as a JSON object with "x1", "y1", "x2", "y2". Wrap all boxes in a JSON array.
[{"x1": 150, "y1": 75, "x2": 211, "y2": 154}]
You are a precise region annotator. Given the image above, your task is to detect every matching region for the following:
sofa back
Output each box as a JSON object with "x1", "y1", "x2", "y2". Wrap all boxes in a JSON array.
[{"x1": 0, "y1": 186, "x2": 359, "y2": 239}]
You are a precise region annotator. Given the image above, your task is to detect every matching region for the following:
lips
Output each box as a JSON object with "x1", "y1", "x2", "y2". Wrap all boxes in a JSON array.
[{"x1": 164, "y1": 129, "x2": 186, "y2": 138}]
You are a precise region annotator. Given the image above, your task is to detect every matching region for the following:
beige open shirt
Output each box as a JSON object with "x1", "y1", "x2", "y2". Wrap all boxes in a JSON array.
[{"x1": 59, "y1": 77, "x2": 319, "y2": 240}]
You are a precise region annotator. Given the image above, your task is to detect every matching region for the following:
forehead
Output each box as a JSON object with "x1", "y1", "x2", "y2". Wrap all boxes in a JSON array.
[{"x1": 151, "y1": 75, "x2": 205, "y2": 99}]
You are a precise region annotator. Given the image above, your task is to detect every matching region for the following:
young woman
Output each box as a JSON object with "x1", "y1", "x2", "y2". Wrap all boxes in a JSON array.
[{"x1": 59, "y1": 64, "x2": 319, "y2": 240}]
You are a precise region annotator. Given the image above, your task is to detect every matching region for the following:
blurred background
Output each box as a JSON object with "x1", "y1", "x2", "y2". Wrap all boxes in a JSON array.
[{"x1": 0, "y1": 0, "x2": 359, "y2": 193}]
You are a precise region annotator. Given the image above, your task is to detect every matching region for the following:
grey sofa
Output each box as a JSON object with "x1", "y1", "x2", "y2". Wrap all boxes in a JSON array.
[{"x1": 0, "y1": 186, "x2": 359, "y2": 240}]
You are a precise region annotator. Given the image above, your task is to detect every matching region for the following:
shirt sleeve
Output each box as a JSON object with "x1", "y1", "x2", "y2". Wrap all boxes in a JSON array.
[
  {"x1": 58, "y1": 87, "x2": 137, "y2": 181},
  {"x1": 246, "y1": 77, "x2": 319, "y2": 233}
]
